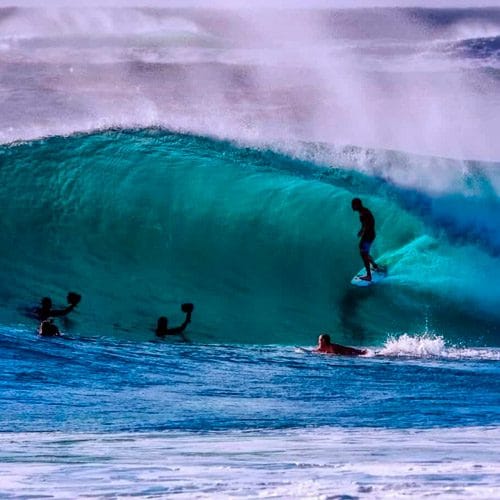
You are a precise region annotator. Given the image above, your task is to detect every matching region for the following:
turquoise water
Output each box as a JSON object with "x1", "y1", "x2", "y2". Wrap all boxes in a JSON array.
[{"x1": 1, "y1": 129, "x2": 499, "y2": 345}]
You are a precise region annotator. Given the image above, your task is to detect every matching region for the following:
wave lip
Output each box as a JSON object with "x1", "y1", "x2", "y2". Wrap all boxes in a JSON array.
[{"x1": 450, "y1": 35, "x2": 500, "y2": 62}]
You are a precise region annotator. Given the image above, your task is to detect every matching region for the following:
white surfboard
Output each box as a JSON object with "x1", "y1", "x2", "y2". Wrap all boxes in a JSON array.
[{"x1": 351, "y1": 267, "x2": 387, "y2": 287}]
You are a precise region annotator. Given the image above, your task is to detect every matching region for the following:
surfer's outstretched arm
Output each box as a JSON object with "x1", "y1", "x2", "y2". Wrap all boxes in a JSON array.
[
  {"x1": 50, "y1": 303, "x2": 76, "y2": 317},
  {"x1": 36, "y1": 292, "x2": 81, "y2": 320}
]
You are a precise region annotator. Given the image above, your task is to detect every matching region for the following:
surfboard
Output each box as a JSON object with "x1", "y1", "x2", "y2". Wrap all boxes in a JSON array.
[{"x1": 351, "y1": 267, "x2": 387, "y2": 287}]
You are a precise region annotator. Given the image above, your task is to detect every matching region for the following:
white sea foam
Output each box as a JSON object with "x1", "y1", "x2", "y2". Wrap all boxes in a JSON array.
[
  {"x1": 378, "y1": 333, "x2": 500, "y2": 360},
  {"x1": 0, "y1": 427, "x2": 498, "y2": 499},
  {"x1": 379, "y1": 333, "x2": 447, "y2": 357}
]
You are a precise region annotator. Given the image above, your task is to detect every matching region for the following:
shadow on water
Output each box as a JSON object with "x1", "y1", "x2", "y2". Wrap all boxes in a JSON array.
[{"x1": 339, "y1": 287, "x2": 371, "y2": 344}]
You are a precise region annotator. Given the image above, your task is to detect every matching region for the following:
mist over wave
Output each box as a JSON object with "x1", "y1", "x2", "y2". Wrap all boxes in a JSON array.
[{"x1": 0, "y1": 5, "x2": 500, "y2": 163}]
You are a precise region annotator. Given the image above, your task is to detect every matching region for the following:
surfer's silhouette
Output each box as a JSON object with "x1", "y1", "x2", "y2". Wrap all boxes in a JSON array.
[
  {"x1": 34, "y1": 292, "x2": 81, "y2": 321},
  {"x1": 155, "y1": 303, "x2": 194, "y2": 342},
  {"x1": 351, "y1": 198, "x2": 380, "y2": 282},
  {"x1": 314, "y1": 333, "x2": 366, "y2": 356}
]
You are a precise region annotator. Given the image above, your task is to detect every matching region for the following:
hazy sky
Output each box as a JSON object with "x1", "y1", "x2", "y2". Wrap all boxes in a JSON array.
[{"x1": 0, "y1": 0, "x2": 499, "y2": 8}]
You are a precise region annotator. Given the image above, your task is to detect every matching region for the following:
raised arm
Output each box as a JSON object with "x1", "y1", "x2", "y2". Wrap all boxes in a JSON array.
[
  {"x1": 50, "y1": 303, "x2": 76, "y2": 317},
  {"x1": 52, "y1": 292, "x2": 81, "y2": 317},
  {"x1": 156, "y1": 303, "x2": 194, "y2": 340},
  {"x1": 168, "y1": 315, "x2": 191, "y2": 335}
]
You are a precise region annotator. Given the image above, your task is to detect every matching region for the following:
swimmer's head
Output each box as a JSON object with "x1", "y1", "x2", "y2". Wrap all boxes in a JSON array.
[
  {"x1": 318, "y1": 333, "x2": 331, "y2": 346},
  {"x1": 157, "y1": 316, "x2": 168, "y2": 329},
  {"x1": 41, "y1": 297, "x2": 52, "y2": 309},
  {"x1": 351, "y1": 198, "x2": 362, "y2": 211}
]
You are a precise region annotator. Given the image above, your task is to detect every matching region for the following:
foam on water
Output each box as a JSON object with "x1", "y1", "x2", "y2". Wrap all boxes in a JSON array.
[
  {"x1": 379, "y1": 333, "x2": 447, "y2": 357},
  {"x1": 0, "y1": 427, "x2": 498, "y2": 499},
  {"x1": 377, "y1": 333, "x2": 500, "y2": 360}
]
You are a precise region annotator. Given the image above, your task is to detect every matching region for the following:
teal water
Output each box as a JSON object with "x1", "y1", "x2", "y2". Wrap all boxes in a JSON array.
[{"x1": 0, "y1": 128, "x2": 499, "y2": 345}]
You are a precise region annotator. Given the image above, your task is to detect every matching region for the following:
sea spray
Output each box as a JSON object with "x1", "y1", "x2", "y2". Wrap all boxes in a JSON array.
[{"x1": 379, "y1": 333, "x2": 447, "y2": 357}]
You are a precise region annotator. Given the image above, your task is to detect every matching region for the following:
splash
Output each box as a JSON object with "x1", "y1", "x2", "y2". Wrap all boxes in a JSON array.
[
  {"x1": 0, "y1": 5, "x2": 499, "y2": 161},
  {"x1": 378, "y1": 333, "x2": 500, "y2": 359},
  {"x1": 379, "y1": 333, "x2": 447, "y2": 357}
]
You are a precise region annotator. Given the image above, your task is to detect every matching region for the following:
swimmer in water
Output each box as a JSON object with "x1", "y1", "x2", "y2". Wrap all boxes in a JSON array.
[
  {"x1": 35, "y1": 292, "x2": 81, "y2": 321},
  {"x1": 155, "y1": 303, "x2": 194, "y2": 342},
  {"x1": 314, "y1": 333, "x2": 367, "y2": 356}
]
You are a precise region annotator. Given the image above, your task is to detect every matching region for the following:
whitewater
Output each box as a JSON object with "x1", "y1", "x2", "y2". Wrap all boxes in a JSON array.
[{"x1": 0, "y1": 3, "x2": 499, "y2": 498}]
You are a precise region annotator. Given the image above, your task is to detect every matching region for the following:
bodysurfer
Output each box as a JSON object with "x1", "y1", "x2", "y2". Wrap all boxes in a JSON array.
[
  {"x1": 351, "y1": 198, "x2": 380, "y2": 282},
  {"x1": 34, "y1": 292, "x2": 81, "y2": 321},
  {"x1": 155, "y1": 303, "x2": 194, "y2": 342},
  {"x1": 314, "y1": 333, "x2": 367, "y2": 356}
]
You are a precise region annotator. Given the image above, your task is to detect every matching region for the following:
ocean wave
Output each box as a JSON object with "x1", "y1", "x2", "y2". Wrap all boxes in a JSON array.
[
  {"x1": 0, "y1": 129, "x2": 499, "y2": 345},
  {"x1": 450, "y1": 35, "x2": 500, "y2": 60}
]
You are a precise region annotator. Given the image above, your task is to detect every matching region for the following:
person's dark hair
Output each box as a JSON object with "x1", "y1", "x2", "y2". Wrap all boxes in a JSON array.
[
  {"x1": 351, "y1": 198, "x2": 362, "y2": 210},
  {"x1": 157, "y1": 316, "x2": 168, "y2": 328},
  {"x1": 41, "y1": 297, "x2": 52, "y2": 309},
  {"x1": 320, "y1": 333, "x2": 331, "y2": 344}
]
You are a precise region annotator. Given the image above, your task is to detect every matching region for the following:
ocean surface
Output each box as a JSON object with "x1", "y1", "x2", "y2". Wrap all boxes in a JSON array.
[{"x1": 1, "y1": 4, "x2": 500, "y2": 498}]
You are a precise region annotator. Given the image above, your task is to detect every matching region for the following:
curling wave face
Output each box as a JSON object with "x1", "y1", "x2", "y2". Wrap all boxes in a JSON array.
[{"x1": 1, "y1": 129, "x2": 499, "y2": 344}]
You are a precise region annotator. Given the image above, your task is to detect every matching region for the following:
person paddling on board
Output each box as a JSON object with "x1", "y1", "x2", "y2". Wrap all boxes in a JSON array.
[
  {"x1": 155, "y1": 303, "x2": 194, "y2": 342},
  {"x1": 351, "y1": 198, "x2": 380, "y2": 282},
  {"x1": 314, "y1": 333, "x2": 367, "y2": 356}
]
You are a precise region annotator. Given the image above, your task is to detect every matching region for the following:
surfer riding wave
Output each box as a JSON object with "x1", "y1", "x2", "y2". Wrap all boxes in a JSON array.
[{"x1": 351, "y1": 198, "x2": 381, "y2": 282}]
